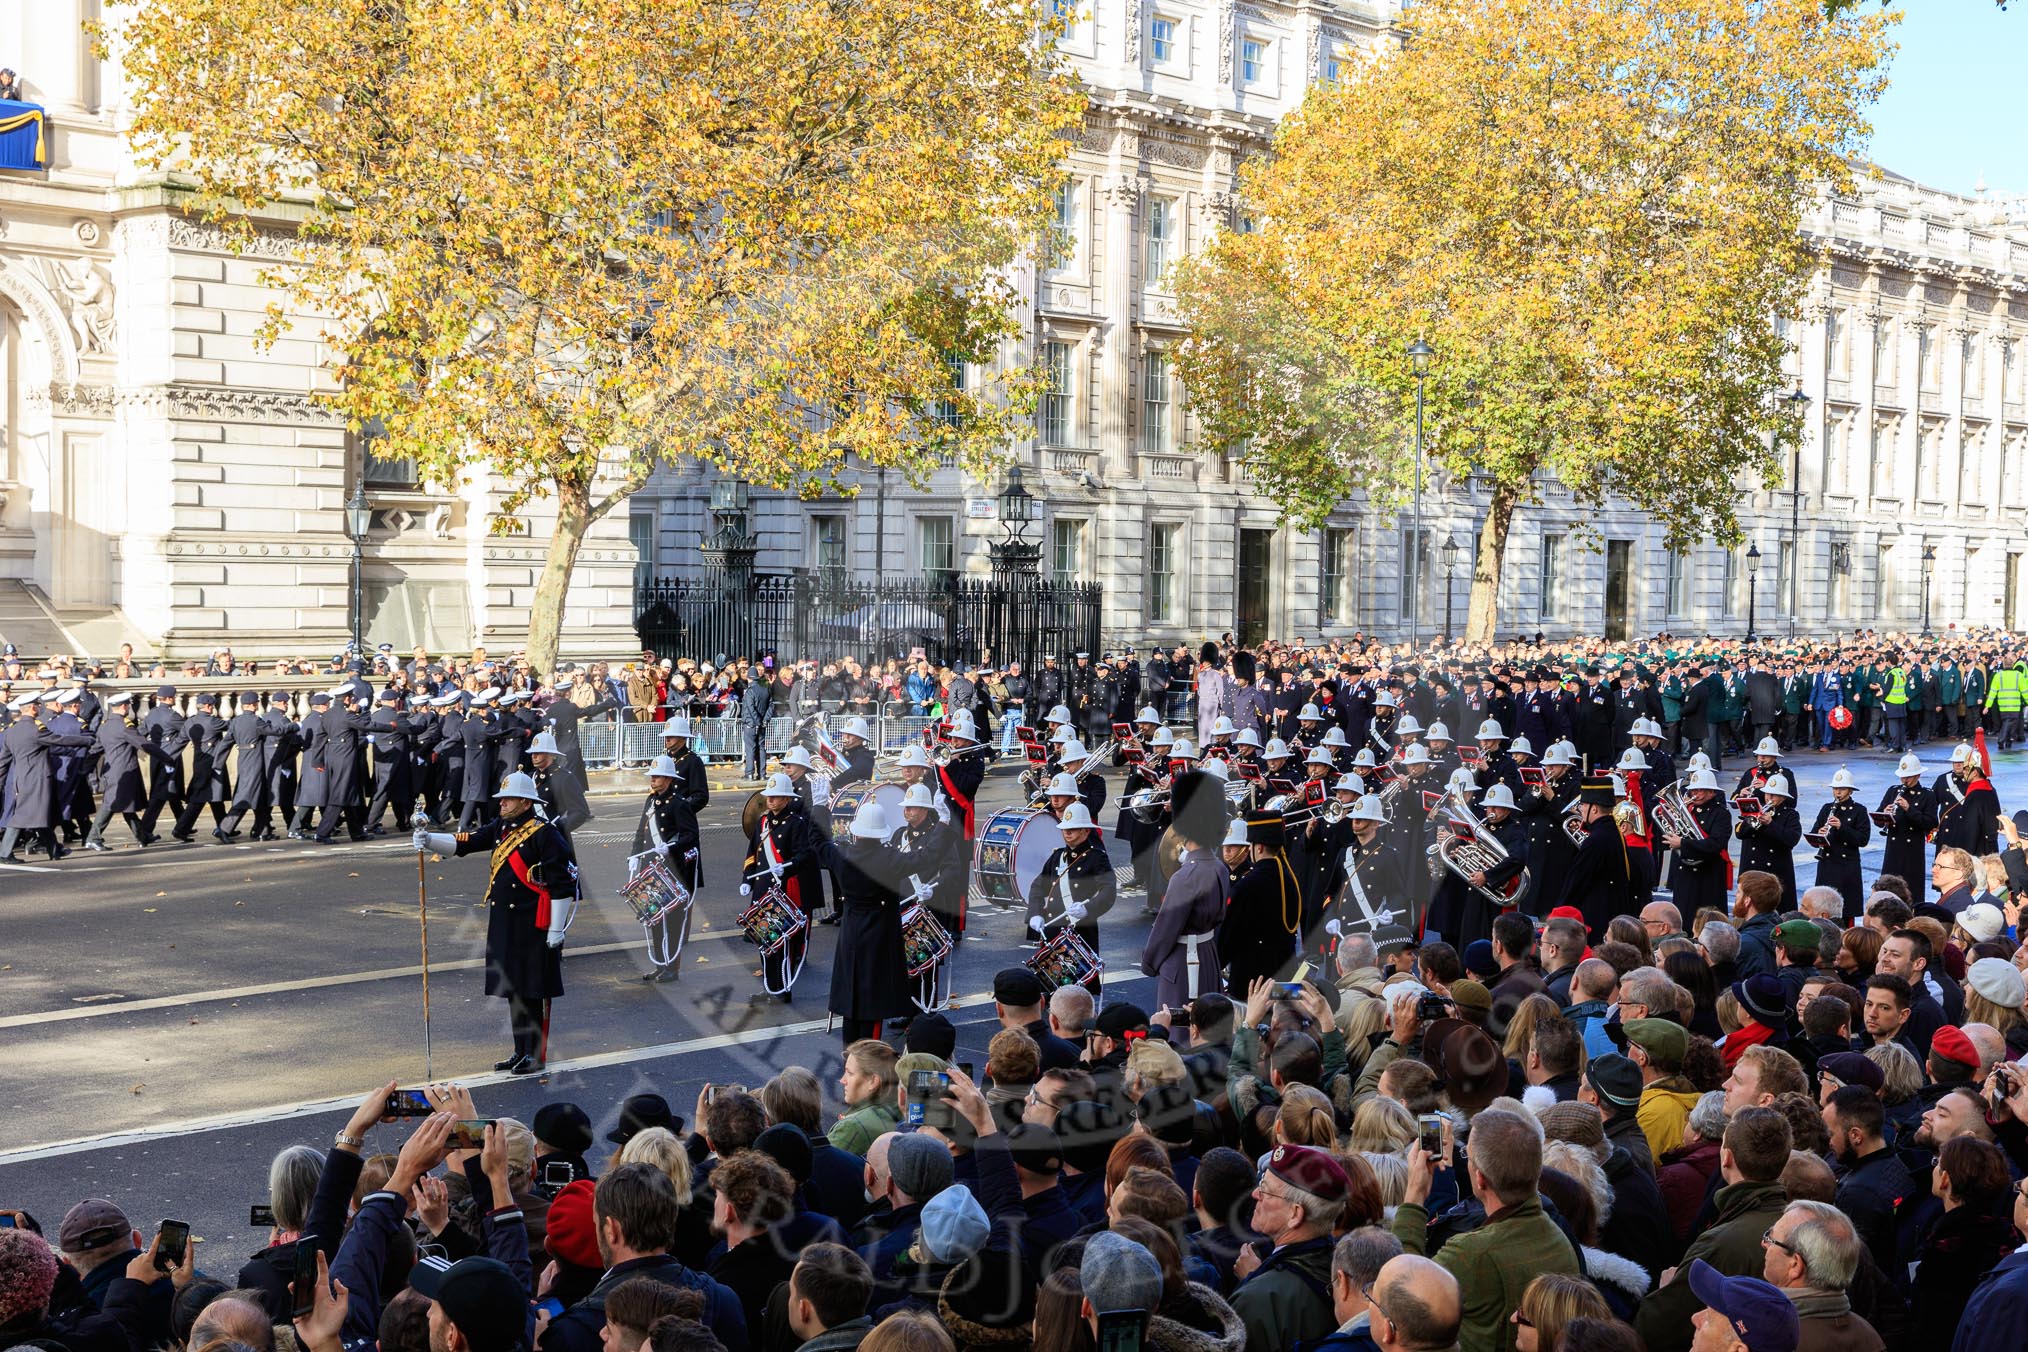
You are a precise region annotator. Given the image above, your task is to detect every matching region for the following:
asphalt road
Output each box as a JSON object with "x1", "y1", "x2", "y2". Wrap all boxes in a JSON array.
[{"x1": 0, "y1": 734, "x2": 2012, "y2": 1261}]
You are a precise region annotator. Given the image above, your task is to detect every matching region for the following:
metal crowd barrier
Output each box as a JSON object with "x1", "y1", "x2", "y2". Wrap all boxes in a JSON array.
[{"x1": 577, "y1": 712, "x2": 954, "y2": 772}]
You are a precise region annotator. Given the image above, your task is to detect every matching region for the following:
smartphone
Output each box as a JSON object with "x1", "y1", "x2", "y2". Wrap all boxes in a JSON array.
[
  {"x1": 1418, "y1": 1114, "x2": 1445, "y2": 1157},
  {"x1": 289, "y1": 1236, "x2": 321, "y2": 1318},
  {"x1": 448, "y1": 1119, "x2": 494, "y2": 1151},
  {"x1": 541, "y1": 1159, "x2": 576, "y2": 1189},
  {"x1": 905, "y1": 1069, "x2": 953, "y2": 1129},
  {"x1": 249, "y1": 1204, "x2": 275, "y2": 1228},
  {"x1": 154, "y1": 1219, "x2": 190, "y2": 1272},
  {"x1": 1275, "y1": 982, "x2": 1307, "y2": 1001},
  {"x1": 1096, "y1": 1309, "x2": 1146, "y2": 1352},
  {"x1": 536, "y1": 1298, "x2": 566, "y2": 1320},
  {"x1": 0, "y1": 1215, "x2": 14, "y2": 1229},
  {"x1": 955, "y1": 1062, "x2": 974, "y2": 1083},
  {"x1": 385, "y1": 1088, "x2": 434, "y2": 1118}
]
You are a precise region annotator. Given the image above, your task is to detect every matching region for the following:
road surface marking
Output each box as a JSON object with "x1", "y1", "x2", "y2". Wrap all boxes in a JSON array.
[{"x1": 0, "y1": 968, "x2": 1148, "y2": 1164}]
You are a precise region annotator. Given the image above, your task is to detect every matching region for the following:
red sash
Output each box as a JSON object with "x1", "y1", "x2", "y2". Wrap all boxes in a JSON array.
[{"x1": 938, "y1": 765, "x2": 976, "y2": 840}]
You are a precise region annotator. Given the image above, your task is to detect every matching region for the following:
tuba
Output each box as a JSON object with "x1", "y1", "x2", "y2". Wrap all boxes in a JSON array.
[
  {"x1": 1650, "y1": 782, "x2": 1706, "y2": 842},
  {"x1": 1427, "y1": 790, "x2": 1530, "y2": 905}
]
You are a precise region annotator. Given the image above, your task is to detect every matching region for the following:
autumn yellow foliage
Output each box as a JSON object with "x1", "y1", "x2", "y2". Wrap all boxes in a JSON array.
[
  {"x1": 103, "y1": 0, "x2": 1082, "y2": 670},
  {"x1": 1175, "y1": 0, "x2": 1895, "y2": 641}
]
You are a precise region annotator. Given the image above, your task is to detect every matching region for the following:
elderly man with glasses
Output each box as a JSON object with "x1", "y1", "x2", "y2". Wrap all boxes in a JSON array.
[{"x1": 1758, "y1": 1200, "x2": 1884, "y2": 1352}]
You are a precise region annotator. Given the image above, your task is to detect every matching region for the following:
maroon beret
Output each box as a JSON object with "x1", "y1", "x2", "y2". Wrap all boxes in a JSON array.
[{"x1": 1266, "y1": 1144, "x2": 1349, "y2": 1204}]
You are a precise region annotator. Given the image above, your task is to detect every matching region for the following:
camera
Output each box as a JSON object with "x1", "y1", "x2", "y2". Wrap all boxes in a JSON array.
[{"x1": 1416, "y1": 994, "x2": 1450, "y2": 1023}]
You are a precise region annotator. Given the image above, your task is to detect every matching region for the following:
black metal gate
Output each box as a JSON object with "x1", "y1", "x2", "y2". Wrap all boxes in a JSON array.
[{"x1": 635, "y1": 572, "x2": 1101, "y2": 669}]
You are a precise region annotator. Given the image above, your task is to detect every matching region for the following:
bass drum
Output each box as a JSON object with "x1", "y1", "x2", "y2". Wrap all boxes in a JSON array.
[
  {"x1": 973, "y1": 807, "x2": 1064, "y2": 906},
  {"x1": 1158, "y1": 824, "x2": 1186, "y2": 881},
  {"x1": 831, "y1": 779, "x2": 904, "y2": 824},
  {"x1": 742, "y1": 790, "x2": 767, "y2": 838}
]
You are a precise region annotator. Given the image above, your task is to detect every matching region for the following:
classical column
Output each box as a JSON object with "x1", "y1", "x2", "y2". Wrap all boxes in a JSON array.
[
  {"x1": 20, "y1": 0, "x2": 90, "y2": 113},
  {"x1": 1097, "y1": 172, "x2": 1145, "y2": 478}
]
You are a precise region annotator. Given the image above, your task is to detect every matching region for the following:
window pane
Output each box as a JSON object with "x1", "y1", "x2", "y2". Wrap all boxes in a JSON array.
[
  {"x1": 1399, "y1": 528, "x2": 1431, "y2": 621},
  {"x1": 1050, "y1": 181, "x2": 1076, "y2": 264},
  {"x1": 1040, "y1": 340, "x2": 1072, "y2": 445},
  {"x1": 1150, "y1": 523, "x2": 1177, "y2": 621},
  {"x1": 1051, "y1": 519, "x2": 1082, "y2": 583},
  {"x1": 1242, "y1": 38, "x2": 1264, "y2": 83},
  {"x1": 919, "y1": 517, "x2": 954, "y2": 582},
  {"x1": 814, "y1": 515, "x2": 846, "y2": 575},
  {"x1": 1145, "y1": 199, "x2": 1173, "y2": 286},
  {"x1": 1143, "y1": 351, "x2": 1171, "y2": 452},
  {"x1": 1152, "y1": 16, "x2": 1175, "y2": 62},
  {"x1": 1539, "y1": 534, "x2": 1563, "y2": 619}
]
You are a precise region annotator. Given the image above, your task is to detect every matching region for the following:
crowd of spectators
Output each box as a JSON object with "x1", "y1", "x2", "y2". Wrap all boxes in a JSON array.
[{"x1": 13, "y1": 875, "x2": 2028, "y2": 1352}]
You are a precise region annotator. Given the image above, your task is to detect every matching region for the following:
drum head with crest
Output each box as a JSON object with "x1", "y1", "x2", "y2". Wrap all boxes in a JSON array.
[{"x1": 742, "y1": 790, "x2": 766, "y2": 838}]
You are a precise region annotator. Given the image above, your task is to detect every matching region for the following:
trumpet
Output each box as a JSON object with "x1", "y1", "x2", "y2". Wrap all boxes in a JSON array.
[{"x1": 1284, "y1": 799, "x2": 1354, "y2": 827}]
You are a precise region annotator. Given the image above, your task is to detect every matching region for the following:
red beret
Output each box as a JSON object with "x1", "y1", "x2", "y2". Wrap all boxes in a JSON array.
[
  {"x1": 542, "y1": 1178, "x2": 601, "y2": 1270},
  {"x1": 1266, "y1": 1144, "x2": 1349, "y2": 1204},
  {"x1": 1930, "y1": 1024, "x2": 1979, "y2": 1070}
]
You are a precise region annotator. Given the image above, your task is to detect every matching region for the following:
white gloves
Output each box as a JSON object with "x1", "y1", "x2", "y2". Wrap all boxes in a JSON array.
[
  {"x1": 1065, "y1": 902, "x2": 1088, "y2": 923},
  {"x1": 546, "y1": 921, "x2": 567, "y2": 949},
  {"x1": 412, "y1": 828, "x2": 429, "y2": 852},
  {"x1": 740, "y1": 883, "x2": 752, "y2": 897},
  {"x1": 1028, "y1": 915, "x2": 1045, "y2": 935},
  {"x1": 421, "y1": 831, "x2": 457, "y2": 855}
]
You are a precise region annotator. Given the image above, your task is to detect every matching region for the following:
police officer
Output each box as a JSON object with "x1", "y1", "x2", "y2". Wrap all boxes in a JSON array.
[{"x1": 417, "y1": 771, "x2": 577, "y2": 1074}]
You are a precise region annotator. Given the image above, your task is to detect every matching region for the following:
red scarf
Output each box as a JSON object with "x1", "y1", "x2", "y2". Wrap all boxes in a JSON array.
[{"x1": 1720, "y1": 1018, "x2": 1776, "y2": 1068}]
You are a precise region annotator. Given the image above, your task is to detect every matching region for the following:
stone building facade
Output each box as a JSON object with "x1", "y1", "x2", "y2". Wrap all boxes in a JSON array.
[
  {"x1": 637, "y1": 0, "x2": 2028, "y2": 648},
  {"x1": 0, "y1": 2, "x2": 638, "y2": 661}
]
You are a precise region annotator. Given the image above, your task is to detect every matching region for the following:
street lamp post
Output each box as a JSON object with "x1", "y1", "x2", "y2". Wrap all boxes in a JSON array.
[
  {"x1": 1440, "y1": 533, "x2": 1462, "y2": 642},
  {"x1": 343, "y1": 475, "x2": 372, "y2": 656},
  {"x1": 1406, "y1": 338, "x2": 1434, "y2": 649},
  {"x1": 1922, "y1": 542, "x2": 1936, "y2": 637},
  {"x1": 1745, "y1": 543, "x2": 1762, "y2": 644},
  {"x1": 989, "y1": 464, "x2": 1042, "y2": 579},
  {"x1": 1784, "y1": 385, "x2": 1809, "y2": 638}
]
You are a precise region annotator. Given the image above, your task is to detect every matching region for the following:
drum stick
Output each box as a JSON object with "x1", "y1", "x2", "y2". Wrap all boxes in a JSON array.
[{"x1": 417, "y1": 795, "x2": 433, "y2": 1080}]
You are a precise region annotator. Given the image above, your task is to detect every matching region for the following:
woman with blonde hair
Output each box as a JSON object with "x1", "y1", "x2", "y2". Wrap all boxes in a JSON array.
[
  {"x1": 1360, "y1": 1151, "x2": 1408, "y2": 1211},
  {"x1": 1501, "y1": 993, "x2": 1565, "y2": 1062},
  {"x1": 616, "y1": 1125, "x2": 695, "y2": 1205},
  {"x1": 1509, "y1": 1273, "x2": 1614, "y2": 1352},
  {"x1": 861, "y1": 1311, "x2": 955, "y2": 1352},
  {"x1": 1273, "y1": 1084, "x2": 1338, "y2": 1151},
  {"x1": 1345, "y1": 1096, "x2": 1417, "y2": 1155},
  {"x1": 1123, "y1": 1037, "x2": 1188, "y2": 1101}
]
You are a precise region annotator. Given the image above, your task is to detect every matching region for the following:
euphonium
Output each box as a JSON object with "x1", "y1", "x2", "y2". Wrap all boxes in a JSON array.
[
  {"x1": 1427, "y1": 791, "x2": 1530, "y2": 905},
  {"x1": 1650, "y1": 783, "x2": 1706, "y2": 841}
]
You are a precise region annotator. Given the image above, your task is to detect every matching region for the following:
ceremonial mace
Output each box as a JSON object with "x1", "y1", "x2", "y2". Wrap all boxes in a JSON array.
[{"x1": 416, "y1": 793, "x2": 433, "y2": 1079}]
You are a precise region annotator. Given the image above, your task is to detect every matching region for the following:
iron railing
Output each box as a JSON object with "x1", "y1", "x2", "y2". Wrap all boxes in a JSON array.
[{"x1": 634, "y1": 570, "x2": 1102, "y2": 673}]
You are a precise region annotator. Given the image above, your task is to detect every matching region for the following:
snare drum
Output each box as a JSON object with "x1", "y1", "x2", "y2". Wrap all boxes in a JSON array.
[
  {"x1": 972, "y1": 807, "x2": 1064, "y2": 906},
  {"x1": 619, "y1": 851, "x2": 691, "y2": 928},
  {"x1": 899, "y1": 902, "x2": 954, "y2": 977},
  {"x1": 831, "y1": 779, "x2": 904, "y2": 821},
  {"x1": 1027, "y1": 926, "x2": 1104, "y2": 991},
  {"x1": 737, "y1": 887, "x2": 807, "y2": 955}
]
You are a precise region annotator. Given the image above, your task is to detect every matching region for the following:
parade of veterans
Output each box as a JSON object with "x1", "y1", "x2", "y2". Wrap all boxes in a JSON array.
[{"x1": 10, "y1": 4, "x2": 2028, "y2": 1352}]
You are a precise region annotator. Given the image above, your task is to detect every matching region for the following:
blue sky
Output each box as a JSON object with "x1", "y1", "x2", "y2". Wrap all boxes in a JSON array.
[{"x1": 1863, "y1": 2, "x2": 2024, "y2": 196}]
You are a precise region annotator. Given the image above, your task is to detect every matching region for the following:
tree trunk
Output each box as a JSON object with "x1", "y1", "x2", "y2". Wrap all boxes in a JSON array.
[
  {"x1": 1464, "y1": 478, "x2": 1520, "y2": 644},
  {"x1": 526, "y1": 470, "x2": 593, "y2": 681}
]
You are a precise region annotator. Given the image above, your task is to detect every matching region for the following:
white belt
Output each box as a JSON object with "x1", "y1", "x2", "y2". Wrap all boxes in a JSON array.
[{"x1": 1181, "y1": 930, "x2": 1216, "y2": 997}]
